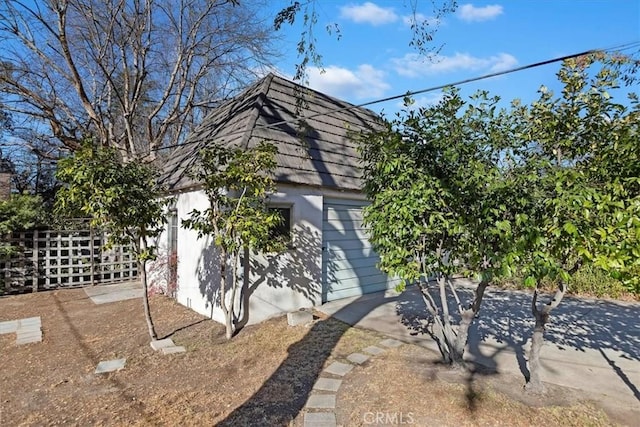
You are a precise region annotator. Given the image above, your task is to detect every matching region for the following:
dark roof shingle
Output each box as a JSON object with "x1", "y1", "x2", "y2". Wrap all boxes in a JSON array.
[{"x1": 161, "y1": 73, "x2": 382, "y2": 192}]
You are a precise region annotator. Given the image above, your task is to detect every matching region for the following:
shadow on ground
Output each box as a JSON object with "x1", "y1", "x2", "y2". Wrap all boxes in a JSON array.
[{"x1": 396, "y1": 284, "x2": 640, "y2": 403}]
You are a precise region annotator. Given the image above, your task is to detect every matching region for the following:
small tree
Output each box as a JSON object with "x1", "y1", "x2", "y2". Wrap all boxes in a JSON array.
[
  {"x1": 56, "y1": 143, "x2": 167, "y2": 340},
  {"x1": 360, "y1": 89, "x2": 519, "y2": 367},
  {"x1": 508, "y1": 53, "x2": 640, "y2": 393},
  {"x1": 182, "y1": 141, "x2": 283, "y2": 339}
]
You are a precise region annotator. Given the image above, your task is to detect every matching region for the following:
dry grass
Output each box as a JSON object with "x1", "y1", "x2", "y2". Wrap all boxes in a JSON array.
[
  {"x1": 338, "y1": 344, "x2": 617, "y2": 426},
  {"x1": 0, "y1": 288, "x2": 630, "y2": 426}
]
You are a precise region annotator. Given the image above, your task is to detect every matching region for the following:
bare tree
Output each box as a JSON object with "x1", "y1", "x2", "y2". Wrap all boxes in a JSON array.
[{"x1": 0, "y1": 0, "x2": 280, "y2": 160}]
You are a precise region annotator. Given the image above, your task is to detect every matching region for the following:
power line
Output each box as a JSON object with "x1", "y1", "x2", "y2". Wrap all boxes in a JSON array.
[{"x1": 153, "y1": 41, "x2": 640, "y2": 152}]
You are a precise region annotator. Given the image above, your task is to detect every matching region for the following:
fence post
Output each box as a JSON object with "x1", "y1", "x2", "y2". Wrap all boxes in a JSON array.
[
  {"x1": 90, "y1": 224, "x2": 95, "y2": 286},
  {"x1": 32, "y1": 229, "x2": 38, "y2": 292}
]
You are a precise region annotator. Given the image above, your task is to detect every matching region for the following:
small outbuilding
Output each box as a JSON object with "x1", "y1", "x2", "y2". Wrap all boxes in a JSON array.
[{"x1": 156, "y1": 73, "x2": 399, "y2": 325}]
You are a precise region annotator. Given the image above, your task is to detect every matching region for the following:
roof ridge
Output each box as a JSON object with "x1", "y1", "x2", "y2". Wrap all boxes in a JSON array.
[{"x1": 237, "y1": 73, "x2": 274, "y2": 150}]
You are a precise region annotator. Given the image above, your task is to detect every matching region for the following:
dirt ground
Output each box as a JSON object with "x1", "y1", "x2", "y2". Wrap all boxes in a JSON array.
[{"x1": 0, "y1": 288, "x2": 633, "y2": 426}]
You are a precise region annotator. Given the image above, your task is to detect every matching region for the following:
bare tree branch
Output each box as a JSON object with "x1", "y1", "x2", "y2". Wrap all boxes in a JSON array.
[{"x1": 0, "y1": 0, "x2": 281, "y2": 161}]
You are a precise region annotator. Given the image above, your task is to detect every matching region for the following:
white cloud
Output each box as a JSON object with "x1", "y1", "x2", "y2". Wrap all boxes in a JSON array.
[
  {"x1": 402, "y1": 13, "x2": 441, "y2": 27},
  {"x1": 488, "y1": 53, "x2": 518, "y2": 72},
  {"x1": 307, "y1": 64, "x2": 390, "y2": 100},
  {"x1": 392, "y1": 52, "x2": 518, "y2": 77},
  {"x1": 398, "y1": 93, "x2": 445, "y2": 110},
  {"x1": 457, "y1": 4, "x2": 503, "y2": 22},
  {"x1": 340, "y1": 2, "x2": 398, "y2": 26}
]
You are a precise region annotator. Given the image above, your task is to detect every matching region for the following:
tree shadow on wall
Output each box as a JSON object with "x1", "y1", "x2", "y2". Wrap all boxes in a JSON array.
[
  {"x1": 196, "y1": 224, "x2": 322, "y2": 334},
  {"x1": 235, "y1": 225, "x2": 322, "y2": 331},
  {"x1": 196, "y1": 239, "x2": 223, "y2": 319}
]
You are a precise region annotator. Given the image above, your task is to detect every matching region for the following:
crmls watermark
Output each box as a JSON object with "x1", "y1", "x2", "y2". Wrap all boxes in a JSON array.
[{"x1": 363, "y1": 411, "x2": 415, "y2": 425}]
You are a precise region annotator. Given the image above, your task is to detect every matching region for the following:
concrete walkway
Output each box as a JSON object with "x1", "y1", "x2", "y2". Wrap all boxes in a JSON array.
[
  {"x1": 84, "y1": 281, "x2": 142, "y2": 304},
  {"x1": 318, "y1": 281, "x2": 640, "y2": 415}
]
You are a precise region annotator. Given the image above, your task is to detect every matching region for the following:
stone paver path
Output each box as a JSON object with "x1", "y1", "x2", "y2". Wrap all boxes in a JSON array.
[{"x1": 302, "y1": 337, "x2": 404, "y2": 427}]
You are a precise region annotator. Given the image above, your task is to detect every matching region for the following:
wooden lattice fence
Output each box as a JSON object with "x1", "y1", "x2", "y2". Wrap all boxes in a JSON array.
[{"x1": 1, "y1": 228, "x2": 137, "y2": 294}]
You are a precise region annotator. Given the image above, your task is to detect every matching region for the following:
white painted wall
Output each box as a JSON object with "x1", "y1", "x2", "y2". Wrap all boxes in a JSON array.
[{"x1": 151, "y1": 184, "x2": 338, "y2": 326}]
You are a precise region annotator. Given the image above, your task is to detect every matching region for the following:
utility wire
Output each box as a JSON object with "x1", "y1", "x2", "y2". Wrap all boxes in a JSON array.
[{"x1": 153, "y1": 41, "x2": 640, "y2": 152}]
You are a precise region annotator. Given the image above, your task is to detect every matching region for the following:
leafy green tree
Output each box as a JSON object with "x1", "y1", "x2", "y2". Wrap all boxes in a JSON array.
[
  {"x1": 56, "y1": 143, "x2": 168, "y2": 340},
  {"x1": 183, "y1": 142, "x2": 284, "y2": 340},
  {"x1": 509, "y1": 53, "x2": 640, "y2": 393},
  {"x1": 360, "y1": 89, "x2": 519, "y2": 367},
  {"x1": 0, "y1": 194, "x2": 47, "y2": 256}
]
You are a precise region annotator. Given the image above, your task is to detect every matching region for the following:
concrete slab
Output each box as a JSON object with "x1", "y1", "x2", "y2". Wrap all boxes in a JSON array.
[
  {"x1": 379, "y1": 338, "x2": 403, "y2": 348},
  {"x1": 150, "y1": 338, "x2": 175, "y2": 351},
  {"x1": 18, "y1": 317, "x2": 41, "y2": 328},
  {"x1": 160, "y1": 346, "x2": 186, "y2": 355},
  {"x1": 16, "y1": 325, "x2": 42, "y2": 334},
  {"x1": 318, "y1": 281, "x2": 640, "y2": 413},
  {"x1": 84, "y1": 281, "x2": 142, "y2": 305},
  {"x1": 347, "y1": 352, "x2": 370, "y2": 365},
  {"x1": 313, "y1": 377, "x2": 342, "y2": 392},
  {"x1": 16, "y1": 330, "x2": 42, "y2": 340},
  {"x1": 323, "y1": 362, "x2": 353, "y2": 377},
  {"x1": 362, "y1": 345, "x2": 385, "y2": 355},
  {"x1": 95, "y1": 358, "x2": 126, "y2": 374},
  {"x1": 305, "y1": 393, "x2": 336, "y2": 409},
  {"x1": 16, "y1": 334, "x2": 42, "y2": 345},
  {"x1": 0, "y1": 320, "x2": 18, "y2": 334},
  {"x1": 287, "y1": 310, "x2": 313, "y2": 326},
  {"x1": 304, "y1": 412, "x2": 337, "y2": 427}
]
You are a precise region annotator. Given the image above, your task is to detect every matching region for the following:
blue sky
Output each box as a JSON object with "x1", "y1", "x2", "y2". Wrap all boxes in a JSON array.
[{"x1": 268, "y1": 1, "x2": 640, "y2": 115}]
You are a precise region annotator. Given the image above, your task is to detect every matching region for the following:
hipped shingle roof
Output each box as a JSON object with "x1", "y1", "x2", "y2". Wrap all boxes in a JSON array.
[{"x1": 161, "y1": 73, "x2": 383, "y2": 192}]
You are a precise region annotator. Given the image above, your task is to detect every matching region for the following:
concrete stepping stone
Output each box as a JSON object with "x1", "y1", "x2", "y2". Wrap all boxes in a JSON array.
[
  {"x1": 0, "y1": 320, "x2": 18, "y2": 335},
  {"x1": 150, "y1": 338, "x2": 175, "y2": 351},
  {"x1": 347, "y1": 352, "x2": 370, "y2": 365},
  {"x1": 324, "y1": 361, "x2": 353, "y2": 377},
  {"x1": 16, "y1": 331, "x2": 43, "y2": 345},
  {"x1": 304, "y1": 412, "x2": 337, "y2": 427},
  {"x1": 362, "y1": 345, "x2": 385, "y2": 355},
  {"x1": 18, "y1": 317, "x2": 41, "y2": 328},
  {"x1": 16, "y1": 329, "x2": 42, "y2": 338},
  {"x1": 305, "y1": 393, "x2": 336, "y2": 409},
  {"x1": 379, "y1": 338, "x2": 403, "y2": 348},
  {"x1": 95, "y1": 358, "x2": 126, "y2": 374},
  {"x1": 313, "y1": 377, "x2": 342, "y2": 392},
  {"x1": 85, "y1": 281, "x2": 142, "y2": 305},
  {"x1": 287, "y1": 310, "x2": 313, "y2": 326},
  {"x1": 160, "y1": 346, "x2": 186, "y2": 355}
]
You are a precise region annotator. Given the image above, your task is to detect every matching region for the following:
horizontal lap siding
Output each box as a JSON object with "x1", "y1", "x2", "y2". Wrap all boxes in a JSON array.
[{"x1": 322, "y1": 199, "x2": 399, "y2": 302}]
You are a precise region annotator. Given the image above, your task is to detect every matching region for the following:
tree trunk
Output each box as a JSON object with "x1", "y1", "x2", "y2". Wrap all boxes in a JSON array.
[
  {"x1": 417, "y1": 280, "x2": 451, "y2": 362},
  {"x1": 437, "y1": 274, "x2": 460, "y2": 366},
  {"x1": 526, "y1": 315, "x2": 546, "y2": 393},
  {"x1": 227, "y1": 248, "x2": 241, "y2": 338},
  {"x1": 525, "y1": 282, "x2": 567, "y2": 393},
  {"x1": 450, "y1": 280, "x2": 489, "y2": 368},
  {"x1": 219, "y1": 249, "x2": 234, "y2": 340},
  {"x1": 139, "y1": 259, "x2": 158, "y2": 340}
]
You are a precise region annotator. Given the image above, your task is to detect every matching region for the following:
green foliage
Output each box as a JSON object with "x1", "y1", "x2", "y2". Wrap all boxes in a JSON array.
[
  {"x1": 183, "y1": 141, "x2": 283, "y2": 338},
  {"x1": 510, "y1": 53, "x2": 640, "y2": 293},
  {"x1": 360, "y1": 52, "x2": 639, "y2": 298},
  {"x1": 359, "y1": 87, "x2": 520, "y2": 286},
  {"x1": 55, "y1": 143, "x2": 167, "y2": 261},
  {"x1": 0, "y1": 194, "x2": 47, "y2": 255},
  {"x1": 182, "y1": 141, "x2": 284, "y2": 255}
]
